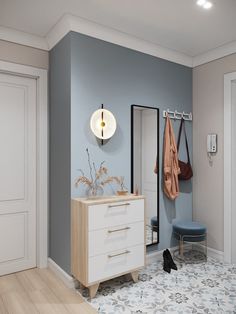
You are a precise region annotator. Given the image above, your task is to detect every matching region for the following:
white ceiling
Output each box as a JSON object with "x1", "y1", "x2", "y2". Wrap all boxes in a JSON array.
[{"x1": 1, "y1": 0, "x2": 236, "y2": 61}]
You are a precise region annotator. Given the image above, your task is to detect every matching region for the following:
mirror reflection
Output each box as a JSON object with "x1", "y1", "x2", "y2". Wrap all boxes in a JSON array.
[{"x1": 131, "y1": 105, "x2": 159, "y2": 246}]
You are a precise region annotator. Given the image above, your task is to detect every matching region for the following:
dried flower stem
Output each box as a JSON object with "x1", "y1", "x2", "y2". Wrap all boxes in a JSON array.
[
  {"x1": 77, "y1": 169, "x2": 85, "y2": 176},
  {"x1": 86, "y1": 148, "x2": 94, "y2": 182},
  {"x1": 75, "y1": 149, "x2": 125, "y2": 194}
]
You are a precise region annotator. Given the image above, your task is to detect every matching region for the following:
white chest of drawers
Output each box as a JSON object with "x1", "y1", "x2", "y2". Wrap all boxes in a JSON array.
[{"x1": 71, "y1": 195, "x2": 146, "y2": 298}]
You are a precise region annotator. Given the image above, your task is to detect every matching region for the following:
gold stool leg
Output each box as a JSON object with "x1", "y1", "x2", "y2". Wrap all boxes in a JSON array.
[{"x1": 179, "y1": 236, "x2": 184, "y2": 258}]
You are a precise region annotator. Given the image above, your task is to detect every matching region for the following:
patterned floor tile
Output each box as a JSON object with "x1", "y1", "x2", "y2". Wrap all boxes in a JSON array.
[{"x1": 78, "y1": 256, "x2": 236, "y2": 313}]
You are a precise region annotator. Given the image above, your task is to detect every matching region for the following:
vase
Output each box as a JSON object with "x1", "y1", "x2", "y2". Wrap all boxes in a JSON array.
[
  {"x1": 86, "y1": 184, "x2": 104, "y2": 198},
  {"x1": 116, "y1": 190, "x2": 128, "y2": 196}
]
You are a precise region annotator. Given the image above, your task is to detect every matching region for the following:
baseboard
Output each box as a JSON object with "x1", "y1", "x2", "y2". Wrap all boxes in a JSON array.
[
  {"x1": 146, "y1": 245, "x2": 224, "y2": 264},
  {"x1": 48, "y1": 258, "x2": 78, "y2": 289},
  {"x1": 194, "y1": 244, "x2": 224, "y2": 262},
  {"x1": 48, "y1": 247, "x2": 224, "y2": 289},
  {"x1": 146, "y1": 250, "x2": 162, "y2": 264},
  {"x1": 206, "y1": 247, "x2": 224, "y2": 261},
  {"x1": 48, "y1": 251, "x2": 173, "y2": 288},
  {"x1": 146, "y1": 246, "x2": 179, "y2": 265}
]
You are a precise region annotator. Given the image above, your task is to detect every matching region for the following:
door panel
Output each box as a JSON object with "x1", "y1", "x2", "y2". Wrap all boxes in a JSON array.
[
  {"x1": 0, "y1": 213, "x2": 25, "y2": 263},
  {"x1": 0, "y1": 83, "x2": 25, "y2": 201},
  {"x1": 0, "y1": 73, "x2": 36, "y2": 275}
]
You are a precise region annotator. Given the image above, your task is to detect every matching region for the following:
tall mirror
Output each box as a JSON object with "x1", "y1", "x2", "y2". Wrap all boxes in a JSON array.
[{"x1": 131, "y1": 105, "x2": 159, "y2": 246}]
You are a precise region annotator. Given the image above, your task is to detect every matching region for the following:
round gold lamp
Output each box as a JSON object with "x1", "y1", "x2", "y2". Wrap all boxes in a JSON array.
[{"x1": 90, "y1": 105, "x2": 117, "y2": 144}]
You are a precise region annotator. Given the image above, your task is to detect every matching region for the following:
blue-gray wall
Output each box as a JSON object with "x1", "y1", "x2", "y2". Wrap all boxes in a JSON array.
[
  {"x1": 50, "y1": 31, "x2": 193, "y2": 274},
  {"x1": 50, "y1": 35, "x2": 71, "y2": 273}
]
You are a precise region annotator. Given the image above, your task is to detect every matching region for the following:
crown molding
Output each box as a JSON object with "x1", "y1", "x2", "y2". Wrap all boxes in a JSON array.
[
  {"x1": 46, "y1": 14, "x2": 71, "y2": 51},
  {"x1": 46, "y1": 14, "x2": 193, "y2": 67},
  {"x1": 2, "y1": 14, "x2": 236, "y2": 68},
  {"x1": 1, "y1": 17, "x2": 193, "y2": 67},
  {"x1": 0, "y1": 26, "x2": 48, "y2": 50},
  {"x1": 193, "y1": 40, "x2": 236, "y2": 67}
]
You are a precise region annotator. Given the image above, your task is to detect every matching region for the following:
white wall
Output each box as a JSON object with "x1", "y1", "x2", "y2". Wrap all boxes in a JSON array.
[
  {"x1": 193, "y1": 53, "x2": 236, "y2": 252},
  {"x1": 0, "y1": 40, "x2": 48, "y2": 69},
  {"x1": 231, "y1": 80, "x2": 236, "y2": 263}
]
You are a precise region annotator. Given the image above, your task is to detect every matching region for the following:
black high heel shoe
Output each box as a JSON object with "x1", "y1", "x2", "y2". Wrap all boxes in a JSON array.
[
  {"x1": 163, "y1": 250, "x2": 171, "y2": 273},
  {"x1": 165, "y1": 249, "x2": 178, "y2": 271}
]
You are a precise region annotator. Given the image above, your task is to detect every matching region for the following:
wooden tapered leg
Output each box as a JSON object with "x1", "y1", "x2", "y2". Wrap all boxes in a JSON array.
[
  {"x1": 130, "y1": 271, "x2": 139, "y2": 283},
  {"x1": 79, "y1": 282, "x2": 86, "y2": 290},
  {"x1": 88, "y1": 283, "x2": 99, "y2": 298}
]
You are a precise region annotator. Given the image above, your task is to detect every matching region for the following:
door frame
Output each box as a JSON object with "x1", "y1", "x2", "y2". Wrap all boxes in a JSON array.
[
  {"x1": 0, "y1": 60, "x2": 48, "y2": 268},
  {"x1": 224, "y1": 71, "x2": 236, "y2": 263}
]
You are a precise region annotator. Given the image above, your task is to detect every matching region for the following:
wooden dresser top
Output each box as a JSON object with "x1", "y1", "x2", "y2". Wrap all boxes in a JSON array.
[{"x1": 72, "y1": 194, "x2": 145, "y2": 206}]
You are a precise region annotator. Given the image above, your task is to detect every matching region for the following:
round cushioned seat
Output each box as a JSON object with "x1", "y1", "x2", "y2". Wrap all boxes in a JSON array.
[
  {"x1": 173, "y1": 221, "x2": 206, "y2": 242},
  {"x1": 151, "y1": 216, "x2": 158, "y2": 227}
]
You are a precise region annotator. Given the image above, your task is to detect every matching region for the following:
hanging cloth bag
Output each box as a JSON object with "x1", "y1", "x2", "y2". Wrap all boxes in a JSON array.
[{"x1": 177, "y1": 118, "x2": 193, "y2": 180}]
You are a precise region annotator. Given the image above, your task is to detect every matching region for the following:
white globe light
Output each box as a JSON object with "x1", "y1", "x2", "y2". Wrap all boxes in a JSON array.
[
  {"x1": 197, "y1": 0, "x2": 207, "y2": 6},
  {"x1": 90, "y1": 109, "x2": 117, "y2": 140},
  {"x1": 197, "y1": 0, "x2": 213, "y2": 9},
  {"x1": 203, "y1": 1, "x2": 213, "y2": 9}
]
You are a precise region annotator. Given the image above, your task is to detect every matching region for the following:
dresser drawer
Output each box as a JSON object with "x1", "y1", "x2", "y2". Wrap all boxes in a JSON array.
[
  {"x1": 88, "y1": 221, "x2": 144, "y2": 257},
  {"x1": 88, "y1": 199, "x2": 144, "y2": 231},
  {"x1": 88, "y1": 244, "x2": 145, "y2": 284}
]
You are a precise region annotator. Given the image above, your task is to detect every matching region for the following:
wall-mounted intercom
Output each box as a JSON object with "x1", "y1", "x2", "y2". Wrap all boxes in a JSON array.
[
  {"x1": 207, "y1": 134, "x2": 217, "y2": 153},
  {"x1": 207, "y1": 134, "x2": 217, "y2": 166}
]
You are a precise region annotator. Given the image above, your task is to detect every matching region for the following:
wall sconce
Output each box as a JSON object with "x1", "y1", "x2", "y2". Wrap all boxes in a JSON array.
[{"x1": 90, "y1": 104, "x2": 117, "y2": 144}]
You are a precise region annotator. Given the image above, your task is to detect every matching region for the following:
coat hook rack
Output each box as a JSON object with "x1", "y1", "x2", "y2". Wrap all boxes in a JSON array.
[{"x1": 163, "y1": 109, "x2": 192, "y2": 121}]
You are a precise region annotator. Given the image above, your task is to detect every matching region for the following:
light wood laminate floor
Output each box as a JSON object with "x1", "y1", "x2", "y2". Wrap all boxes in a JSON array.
[{"x1": 0, "y1": 268, "x2": 97, "y2": 314}]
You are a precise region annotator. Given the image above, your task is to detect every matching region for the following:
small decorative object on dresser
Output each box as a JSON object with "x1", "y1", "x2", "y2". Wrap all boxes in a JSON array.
[
  {"x1": 71, "y1": 195, "x2": 146, "y2": 298},
  {"x1": 113, "y1": 176, "x2": 128, "y2": 195}
]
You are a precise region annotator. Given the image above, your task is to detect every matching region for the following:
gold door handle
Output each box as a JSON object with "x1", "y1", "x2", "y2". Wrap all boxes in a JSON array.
[
  {"x1": 108, "y1": 250, "x2": 130, "y2": 258},
  {"x1": 108, "y1": 203, "x2": 130, "y2": 208},
  {"x1": 108, "y1": 227, "x2": 131, "y2": 233}
]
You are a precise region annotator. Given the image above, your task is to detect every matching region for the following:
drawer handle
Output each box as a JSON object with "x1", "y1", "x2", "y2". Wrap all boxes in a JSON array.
[
  {"x1": 108, "y1": 227, "x2": 131, "y2": 233},
  {"x1": 108, "y1": 250, "x2": 130, "y2": 258},
  {"x1": 108, "y1": 203, "x2": 130, "y2": 208}
]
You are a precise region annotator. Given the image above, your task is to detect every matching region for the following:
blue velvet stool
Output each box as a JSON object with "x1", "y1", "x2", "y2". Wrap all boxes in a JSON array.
[{"x1": 173, "y1": 221, "x2": 207, "y2": 263}]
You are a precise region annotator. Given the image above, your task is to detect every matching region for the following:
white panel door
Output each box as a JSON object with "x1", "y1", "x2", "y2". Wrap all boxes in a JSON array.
[
  {"x1": 141, "y1": 109, "x2": 157, "y2": 222},
  {"x1": 0, "y1": 72, "x2": 36, "y2": 275}
]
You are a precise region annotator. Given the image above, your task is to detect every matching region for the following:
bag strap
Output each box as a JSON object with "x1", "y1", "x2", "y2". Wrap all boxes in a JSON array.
[{"x1": 177, "y1": 118, "x2": 190, "y2": 163}]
